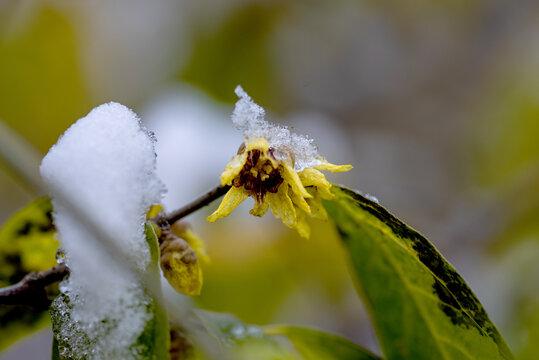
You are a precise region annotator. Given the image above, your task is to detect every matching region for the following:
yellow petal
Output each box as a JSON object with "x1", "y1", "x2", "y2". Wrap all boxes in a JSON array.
[
  {"x1": 298, "y1": 168, "x2": 333, "y2": 199},
  {"x1": 221, "y1": 152, "x2": 247, "y2": 185},
  {"x1": 207, "y1": 186, "x2": 249, "y2": 222},
  {"x1": 246, "y1": 138, "x2": 270, "y2": 152},
  {"x1": 305, "y1": 190, "x2": 328, "y2": 221},
  {"x1": 146, "y1": 204, "x2": 163, "y2": 219},
  {"x1": 314, "y1": 162, "x2": 353, "y2": 172},
  {"x1": 294, "y1": 211, "x2": 311, "y2": 239},
  {"x1": 281, "y1": 162, "x2": 312, "y2": 199},
  {"x1": 288, "y1": 185, "x2": 311, "y2": 214},
  {"x1": 250, "y1": 196, "x2": 270, "y2": 217},
  {"x1": 268, "y1": 184, "x2": 297, "y2": 228},
  {"x1": 298, "y1": 168, "x2": 328, "y2": 187}
]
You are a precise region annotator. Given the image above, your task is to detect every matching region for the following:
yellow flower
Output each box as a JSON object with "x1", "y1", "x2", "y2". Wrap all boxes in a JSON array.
[{"x1": 207, "y1": 137, "x2": 352, "y2": 238}]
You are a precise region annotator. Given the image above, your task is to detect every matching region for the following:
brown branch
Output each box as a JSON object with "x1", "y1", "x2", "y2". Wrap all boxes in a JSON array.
[
  {"x1": 0, "y1": 185, "x2": 228, "y2": 308},
  {"x1": 0, "y1": 263, "x2": 69, "y2": 310},
  {"x1": 160, "y1": 184, "x2": 231, "y2": 226}
]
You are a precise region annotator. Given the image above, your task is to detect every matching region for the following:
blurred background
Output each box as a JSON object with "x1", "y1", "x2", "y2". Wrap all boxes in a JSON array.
[{"x1": 0, "y1": 0, "x2": 538, "y2": 359}]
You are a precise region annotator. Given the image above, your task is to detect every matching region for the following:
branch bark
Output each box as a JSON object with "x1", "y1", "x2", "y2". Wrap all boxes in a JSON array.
[
  {"x1": 161, "y1": 184, "x2": 230, "y2": 225},
  {"x1": 0, "y1": 263, "x2": 69, "y2": 310}
]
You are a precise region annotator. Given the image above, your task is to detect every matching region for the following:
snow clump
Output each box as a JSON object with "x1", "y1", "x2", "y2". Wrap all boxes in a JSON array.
[{"x1": 40, "y1": 102, "x2": 165, "y2": 359}]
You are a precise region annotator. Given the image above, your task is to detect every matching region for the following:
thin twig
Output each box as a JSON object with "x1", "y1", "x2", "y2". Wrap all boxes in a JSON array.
[
  {"x1": 0, "y1": 263, "x2": 69, "y2": 310},
  {"x1": 162, "y1": 184, "x2": 230, "y2": 225}
]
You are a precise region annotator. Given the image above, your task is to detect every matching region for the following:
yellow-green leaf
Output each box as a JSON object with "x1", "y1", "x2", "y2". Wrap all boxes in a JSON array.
[
  {"x1": 324, "y1": 186, "x2": 513, "y2": 360},
  {"x1": 0, "y1": 197, "x2": 58, "y2": 351}
]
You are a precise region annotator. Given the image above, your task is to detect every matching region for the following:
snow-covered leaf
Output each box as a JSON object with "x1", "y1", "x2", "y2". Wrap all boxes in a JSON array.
[{"x1": 50, "y1": 226, "x2": 169, "y2": 360}]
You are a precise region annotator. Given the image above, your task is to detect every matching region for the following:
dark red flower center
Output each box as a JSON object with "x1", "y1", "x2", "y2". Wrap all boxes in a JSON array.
[{"x1": 233, "y1": 148, "x2": 284, "y2": 202}]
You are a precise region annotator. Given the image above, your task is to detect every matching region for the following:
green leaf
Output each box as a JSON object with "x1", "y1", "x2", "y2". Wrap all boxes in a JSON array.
[
  {"x1": 265, "y1": 326, "x2": 382, "y2": 360},
  {"x1": 145, "y1": 221, "x2": 162, "y2": 275},
  {"x1": 0, "y1": 197, "x2": 58, "y2": 351},
  {"x1": 137, "y1": 222, "x2": 170, "y2": 360},
  {"x1": 194, "y1": 310, "x2": 300, "y2": 359},
  {"x1": 51, "y1": 337, "x2": 60, "y2": 360},
  {"x1": 192, "y1": 310, "x2": 381, "y2": 359},
  {"x1": 324, "y1": 186, "x2": 513, "y2": 360}
]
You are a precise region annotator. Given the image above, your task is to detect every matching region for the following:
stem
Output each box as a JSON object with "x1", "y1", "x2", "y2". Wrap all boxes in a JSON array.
[
  {"x1": 0, "y1": 263, "x2": 69, "y2": 310},
  {"x1": 164, "y1": 184, "x2": 230, "y2": 225}
]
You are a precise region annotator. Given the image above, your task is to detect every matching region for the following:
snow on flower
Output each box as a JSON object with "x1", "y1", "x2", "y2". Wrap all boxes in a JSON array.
[{"x1": 207, "y1": 86, "x2": 352, "y2": 238}]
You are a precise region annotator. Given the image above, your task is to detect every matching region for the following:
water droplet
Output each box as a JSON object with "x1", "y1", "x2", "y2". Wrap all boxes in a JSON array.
[{"x1": 56, "y1": 247, "x2": 66, "y2": 264}]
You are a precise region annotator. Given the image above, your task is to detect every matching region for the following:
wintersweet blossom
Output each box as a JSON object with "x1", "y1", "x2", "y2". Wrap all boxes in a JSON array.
[{"x1": 207, "y1": 86, "x2": 352, "y2": 238}]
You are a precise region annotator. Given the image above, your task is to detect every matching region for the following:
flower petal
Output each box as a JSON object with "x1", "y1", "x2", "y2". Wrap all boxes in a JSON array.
[
  {"x1": 268, "y1": 183, "x2": 296, "y2": 228},
  {"x1": 207, "y1": 186, "x2": 249, "y2": 222},
  {"x1": 281, "y1": 162, "x2": 312, "y2": 199},
  {"x1": 221, "y1": 152, "x2": 248, "y2": 185},
  {"x1": 314, "y1": 162, "x2": 353, "y2": 172},
  {"x1": 250, "y1": 196, "x2": 270, "y2": 217},
  {"x1": 294, "y1": 211, "x2": 311, "y2": 239},
  {"x1": 298, "y1": 168, "x2": 333, "y2": 199},
  {"x1": 298, "y1": 168, "x2": 328, "y2": 187},
  {"x1": 305, "y1": 190, "x2": 328, "y2": 221},
  {"x1": 246, "y1": 137, "x2": 270, "y2": 152},
  {"x1": 288, "y1": 185, "x2": 311, "y2": 214}
]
